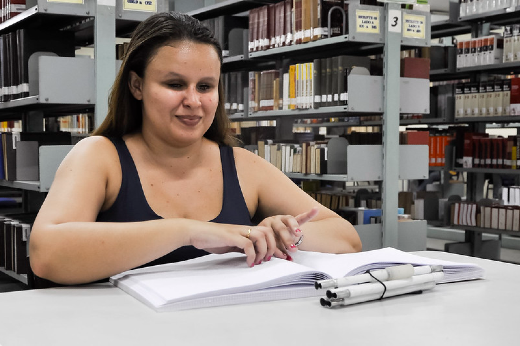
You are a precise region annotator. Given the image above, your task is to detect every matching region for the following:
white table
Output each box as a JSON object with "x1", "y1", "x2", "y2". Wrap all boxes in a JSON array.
[{"x1": 0, "y1": 251, "x2": 518, "y2": 346}]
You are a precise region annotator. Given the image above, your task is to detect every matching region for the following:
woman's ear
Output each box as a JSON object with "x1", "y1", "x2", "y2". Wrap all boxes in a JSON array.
[{"x1": 128, "y1": 71, "x2": 143, "y2": 100}]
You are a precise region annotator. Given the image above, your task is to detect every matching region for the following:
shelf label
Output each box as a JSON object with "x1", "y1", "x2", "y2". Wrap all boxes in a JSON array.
[
  {"x1": 388, "y1": 9, "x2": 402, "y2": 33},
  {"x1": 124, "y1": 0, "x2": 157, "y2": 12},
  {"x1": 402, "y1": 13, "x2": 426, "y2": 39},
  {"x1": 355, "y1": 10, "x2": 380, "y2": 34},
  {"x1": 47, "y1": 0, "x2": 84, "y2": 4}
]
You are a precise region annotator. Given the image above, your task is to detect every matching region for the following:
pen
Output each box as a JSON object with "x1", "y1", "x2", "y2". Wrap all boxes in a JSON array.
[
  {"x1": 315, "y1": 264, "x2": 443, "y2": 290},
  {"x1": 320, "y1": 280, "x2": 437, "y2": 308},
  {"x1": 326, "y1": 271, "x2": 445, "y2": 299}
]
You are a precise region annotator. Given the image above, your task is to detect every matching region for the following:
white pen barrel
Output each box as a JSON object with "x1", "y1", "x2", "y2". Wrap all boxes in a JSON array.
[
  {"x1": 325, "y1": 281, "x2": 437, "y2": 308},
  {"x1": 330, "y1": 271, "x2": 444, "y2": 299},
  {"x1": 317, "y1": 265, "x2": 437, "y2": 290}
]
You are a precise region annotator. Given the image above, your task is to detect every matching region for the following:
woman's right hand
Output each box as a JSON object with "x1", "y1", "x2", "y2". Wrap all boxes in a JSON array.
[
  {"x1": 189, "y1": 223, "x2": 285, "y2": 267},
  {"x1": 188, "y1": 208, "x2": 318, "y2": 267}
]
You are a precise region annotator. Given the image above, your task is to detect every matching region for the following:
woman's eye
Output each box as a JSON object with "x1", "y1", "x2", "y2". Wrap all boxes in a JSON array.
[
  {"x1": 168, "y1": 83, "x2": 183, "y2": 89},
  {"x1": 198, "y1": 84, "x2": 211, "y2": 91}
]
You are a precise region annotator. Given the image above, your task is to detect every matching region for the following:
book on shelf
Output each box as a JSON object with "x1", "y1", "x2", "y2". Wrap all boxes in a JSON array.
[
  {"x1": 1, "y1": 213, "x2": 35, "y2": 273},
  {"x1": 110, "y1": 247, "x2": 484, "y2": 312}
]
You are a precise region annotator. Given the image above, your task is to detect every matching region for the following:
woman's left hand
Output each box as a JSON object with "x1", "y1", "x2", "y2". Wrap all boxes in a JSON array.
[{"x1": 257, "y1": 207, "x2": 319, "y2": 258}]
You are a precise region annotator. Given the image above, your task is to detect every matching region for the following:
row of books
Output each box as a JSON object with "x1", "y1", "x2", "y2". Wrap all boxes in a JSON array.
[
  {"x1": 248, "y1": 0, "x2": 350, "y2": 52},
  {"x1": 0, "y1": 29, "x2": 75, "y2": 102},
  {"x1": 0, "y1": 213, "x2": 35, "y2": 276},
  {"x1": 451, "y1": 201, "x2": 520, "y2": 232},
  {"x1": 248, "y1": 55, "x2": 370, "y2": 112},
  {"x1": 460, "y1": 133, "x2": 517, "y2": 169},
  {"x1": 0, "y1": 0, "x2": 25, "y2": 23},
  {"x1": 256, "y1": 139, "x2": 330, "y2": 174},
  {"x1": 0, "y1": 120, "x2": 21, "y2": 132},
  {"x1": 116, "y1": 42, "x2": 130, "y2": 60},
  {"x1": 0, "y1": 131, "x2": 72, "y2": 182},
  {"x1": 399, "y1": 130, "x2": 452, "y2": 168},
  {"x1": 459, "y1": 0, "x2": 519, "y2": 17},
  {"x1": 222, "y1": 71, "x2": 245, "y2": 115},
  {"x1": 455, "y1": 78, "x2": 520, "y2": 117},
  {"x1": 501, "y1": 186, "x2": 520, "y2": 206},
  {"x1": 456, "y1": 36, "x2": 504, "y2": 68},
  {"x1": 42, "y1": 114, "x2": 93, "y2": 134}
]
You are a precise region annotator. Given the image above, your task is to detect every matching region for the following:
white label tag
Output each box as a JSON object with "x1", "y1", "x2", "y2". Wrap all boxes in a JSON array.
[
  {"x1": 356, "y1": 10, "x2": 380, "y2": 34},
  {"x1": 403, "y1": 13, "x2": 426, "y2": 39},
  {"x1": 388, "y1": 9, "x2": 402, "y2": 33}
]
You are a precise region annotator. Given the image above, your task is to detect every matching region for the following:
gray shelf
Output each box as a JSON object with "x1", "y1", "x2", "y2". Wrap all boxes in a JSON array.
[
  {"x1": 456, "y1": 61, "x2": 520, "y2": 74},
  {"x1": 454, "y1": 116, "x2": 520, "y2": 123},
  {"x1": 293, "y1": 121, "x2": 361, "y2": 128},
  {"x1": 228, "y1": 112, "x2": 246, "y2": 120},
  {"x1": 0, "y1": 2, "x2": 164, "y2": 46},
  {"x1": 451, "y1": 225, "x2": 520, "y2": 237},
  {"x1": 0, "y1": 180, "x2": 40, "y2": 191},
  {"x1": 459, "y1": 6, "x2": 520, "y2": 25},
  {"x1": 0, "y1": 96, "x2": 93, "y2": 118},
  {"x1": 454, "y1": 167, "x2": 520, "y2": 175},
  {"x1": 248, "y1": 106, "x2": 369, "y2": 119},
  {"x1": 286, "y1": 173, "x2": 352, "y2": 182},
  {"x1": 431, "y1": 19, "x2": 471, "y2": 39},
  {"x1": 249, "y1": 34, "x2": 382, "y2": 60},
  {"x1": 185, "y1": 0, "x2": 277, "y2": 20},
  {"x1": 0, "y1": 267, "x2": 28, "y2": 285}
]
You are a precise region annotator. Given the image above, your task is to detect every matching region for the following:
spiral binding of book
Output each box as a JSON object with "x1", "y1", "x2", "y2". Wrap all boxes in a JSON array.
[{"x1": 316, "y1": 264, "x2": 444, "y2": 308}]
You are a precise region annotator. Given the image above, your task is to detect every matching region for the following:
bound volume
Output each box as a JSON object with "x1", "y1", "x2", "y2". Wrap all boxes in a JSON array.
[{"x1": 110, "y1": 247, "x2": 484, "y2": 312}]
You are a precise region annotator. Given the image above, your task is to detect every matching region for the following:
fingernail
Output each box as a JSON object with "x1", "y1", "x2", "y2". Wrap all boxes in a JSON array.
[
  {"x1": 250, "y1": 263, "x2": 255, "y2": 268},
  {"x1": 266, "y1": 256, "x2": 272, "y2": 261},
  {"x1": 295, "y1": 228, "x2": 302, "y2": 233},
  {"x1": 286, "y1": 255, "x2": 293, "y2": 261},
  {"x1": 290, "y1": 244, "x2": 297, "y2": 249},
  {"x1": 256, "y1": 260, "x2": 262, "y2": 265}
]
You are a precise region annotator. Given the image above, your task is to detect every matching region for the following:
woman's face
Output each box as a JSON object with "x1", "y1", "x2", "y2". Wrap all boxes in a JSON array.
[{"x1": 129, "y1": 40, "x2": 221, "y2": 147}]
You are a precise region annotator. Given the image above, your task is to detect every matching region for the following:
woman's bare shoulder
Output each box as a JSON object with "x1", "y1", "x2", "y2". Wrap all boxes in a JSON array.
[{"x1": 57, "y1": 136, "x2": 120, "y2": 176}]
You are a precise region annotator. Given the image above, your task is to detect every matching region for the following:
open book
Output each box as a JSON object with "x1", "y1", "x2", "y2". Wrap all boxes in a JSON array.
[{"x1": 109, "y1": 248, "x2": 484, "y2": 312}]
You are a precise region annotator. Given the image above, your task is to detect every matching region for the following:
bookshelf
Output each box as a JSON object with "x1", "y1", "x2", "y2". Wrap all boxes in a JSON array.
[
  {"x1": 0, "y1": 0, "x2": 169, "y2": 285},
  {"x1": 419, "y1": 1, "x2": 520, "y2": 260},
  {"x1": 190, "y1": 0, "x2": 432, "y2": 250}
]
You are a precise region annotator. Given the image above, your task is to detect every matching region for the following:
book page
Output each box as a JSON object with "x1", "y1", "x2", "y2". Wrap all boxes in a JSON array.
[
  {"x1": 113, "y1": 253, "x2": 329, "y2": 304},
  {"x1": 292, "y1": 248, "x2": 484, "y2": 283}
]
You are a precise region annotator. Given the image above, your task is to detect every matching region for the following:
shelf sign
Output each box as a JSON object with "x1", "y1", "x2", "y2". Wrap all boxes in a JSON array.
[
  {"x1": 402, "y1": 13, "x2": 426, "y2": 39},
  {"x1": 124, "y1": 0, "x2": 157, "y2": 12},
  {"x1": 355, "y1": 10, "x2": 380, "y2": 34},
  {"x1": 47, "y1": 0, "x2": 84, "y2": 3}
]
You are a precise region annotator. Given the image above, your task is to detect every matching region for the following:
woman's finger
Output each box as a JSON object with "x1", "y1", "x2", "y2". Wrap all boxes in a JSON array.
[
  {"x1": 295, "y1": 207, "x2": 319, "y2": 225},
  {"x1": 249, "y1": 229, "x2": 268, "y2": 265}
]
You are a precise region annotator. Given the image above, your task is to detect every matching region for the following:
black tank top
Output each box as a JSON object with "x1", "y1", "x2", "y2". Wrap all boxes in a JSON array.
[{"x1": 96, "y1": 137, "x2": 252, "y2": 267}]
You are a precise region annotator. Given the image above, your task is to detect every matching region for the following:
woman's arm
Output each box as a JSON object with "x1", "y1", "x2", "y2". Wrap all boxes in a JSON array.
[
  {"x1": 29, "y1": 137, "x2": 263, "y2": 285},
  {"x1": 234, "y1": 147, "x2": 362, "y2": 254}
]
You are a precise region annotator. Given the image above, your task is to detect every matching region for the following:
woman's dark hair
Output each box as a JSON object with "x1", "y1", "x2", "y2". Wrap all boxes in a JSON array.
[{"x1": 93, "y1": 12, "x2": 236, "y2": 146}]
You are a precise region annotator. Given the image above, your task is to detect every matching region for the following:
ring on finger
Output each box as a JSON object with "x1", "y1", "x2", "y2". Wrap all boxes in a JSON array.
[
  {"x1": 246, "y1": 228, "x2": 251, "y2": 239},
  {"x1": 294, "y1": 235, "x2": 304, "y2": 247}
]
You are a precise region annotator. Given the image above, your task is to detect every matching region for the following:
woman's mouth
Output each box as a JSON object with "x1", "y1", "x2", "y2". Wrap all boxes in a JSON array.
[{"x1": 176, "y1": 115, "x2": 202, "y2": 126}]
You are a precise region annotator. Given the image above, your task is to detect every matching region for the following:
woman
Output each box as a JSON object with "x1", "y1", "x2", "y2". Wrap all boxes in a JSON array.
[{"x1": 29, "y1": 12, "x2": 361, "y2": 285}]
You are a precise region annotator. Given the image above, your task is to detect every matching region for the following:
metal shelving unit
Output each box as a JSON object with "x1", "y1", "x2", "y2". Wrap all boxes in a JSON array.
[
  {"x1": 0, "y1": 1, "x2": 169, "y2": 285},
  {"x1": 424, "y1": 3, "x2": 520, "y2": 260},
  {"x1": 168, "y1": 1, "x2": 431, "y2": 250}
]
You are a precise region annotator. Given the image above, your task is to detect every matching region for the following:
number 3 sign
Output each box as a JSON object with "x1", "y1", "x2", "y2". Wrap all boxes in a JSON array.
[{"x1": 388, "y1": 9, "x2": 402, "y2": 33}]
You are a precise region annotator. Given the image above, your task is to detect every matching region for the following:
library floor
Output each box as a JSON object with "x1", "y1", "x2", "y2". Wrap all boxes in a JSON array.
[{"x1": 1, "y1": 241, "x2": 519, "y2": 293}]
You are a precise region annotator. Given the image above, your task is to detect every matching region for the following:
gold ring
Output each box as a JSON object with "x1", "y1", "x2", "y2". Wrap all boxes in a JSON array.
[{"x1": 246, "y1": 228, "x2": 251, "y2": 239}]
